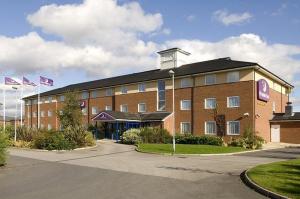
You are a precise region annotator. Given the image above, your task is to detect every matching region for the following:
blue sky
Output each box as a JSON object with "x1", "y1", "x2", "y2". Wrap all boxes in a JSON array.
[{"x1": 0, "y1": 0, "x2": 299, "y2": 114}]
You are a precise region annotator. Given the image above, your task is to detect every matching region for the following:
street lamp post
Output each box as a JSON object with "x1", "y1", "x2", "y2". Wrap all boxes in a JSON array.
[
  {"x1": 168, "y1": 70, "x2": 175, "y2": 153},
  {"x1": 12, "y1": 86, "x2": 18, "y2": 142}
]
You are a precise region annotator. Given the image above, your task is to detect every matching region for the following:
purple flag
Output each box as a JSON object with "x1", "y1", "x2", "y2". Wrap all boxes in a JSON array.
[
  {"x1": 5, "y1": 77, "x2": 20, "y2": 85},
  {"x1": 40, "y1": 76, "x2": 53, "y2": 86},
  {"x1": 23, "y1": 77, "x2": 37, "y2": 86}
]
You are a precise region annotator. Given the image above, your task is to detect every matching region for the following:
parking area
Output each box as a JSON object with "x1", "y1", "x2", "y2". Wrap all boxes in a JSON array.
[{"x1": 1, "y1": 141, "x2": 299, "y2": 199}]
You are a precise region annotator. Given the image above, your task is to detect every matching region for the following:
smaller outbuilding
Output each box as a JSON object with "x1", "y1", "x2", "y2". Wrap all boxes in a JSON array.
[{"x1": 270, "y1": 102, "x2": 300, "y2": 144}]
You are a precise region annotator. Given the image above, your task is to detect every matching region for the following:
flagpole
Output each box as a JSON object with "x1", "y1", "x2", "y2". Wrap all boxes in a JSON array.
[
  {"x1": 2, "y1": 87, "x2": 5, "y2": 132},
  {"x1": 38, "y1": 82, "x2": 40, "y2": 129},
  {"x1": 20, "y1": 80, "x2": 24, "y2": 127}
]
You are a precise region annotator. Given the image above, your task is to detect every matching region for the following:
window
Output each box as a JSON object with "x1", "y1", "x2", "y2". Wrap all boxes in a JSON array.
[
  {"x1": 138, "y1": 103, "x2": 146, "y2": 113},
  {"x1": 205, "y1": 74, "x2": 216, "y2": 85},
  {"x1": 33, "y1": 99, "x2": 38, "y2": 105},
  {"x1": 59, "y1": 110, "x2": 63, "y2": 115},
  {"x1": 227, "y1": 71, "x2": 239, "y2": 83},
  {"x1": 41, "y1": 124, "x2": 44, "y2": 129},
  {"x1": 91, "y1": 90, "x2": 99, "y2": 98},
  {"x1": 27, "y1": 112, "x2": 31, "y2": 118},
  {"x1": 138, "y1": 83, "x2": 146, "y2": 92},
  {"x1": 157, "y1": 80, "x2": 166, "y2": 111},
  {"x1": 227, "y1": 96, "x2": 240, "y2": 108},
  {"x1": 48, "y1": 96, "x2": 53, "y2": 103},
  {"x1": 47, "y1": 124, "x2": 52, "y2": 130},
  {"x1": 205, "y1": 121, "x2": 216, "y2": 135},
  {"x1": 82, "y1": 108, "x2": 88, "y2": 115},
  {"x1": 41, "y1": 111, "x2": 45, "y2": 117},
  {"x1": 105, "y1": 88, "x2": 113, "y2": 96},
  {"x1": 273, "y1": 101, "x2": 276, "y2": 112},
  {"x1": 92, "y1": 107, "x2": 98, "y2": 115},
  {"x1": 121, "y1": 86, "x2": 128, "y2": 94},
  {"x1": 227, "y1": 121, "x2": 240, "y2": 135},
  {"x1": 82, "y1": 91, "x2": 89, "y2": 99},
  {"x1": 205, "y1": 98, "x2": 216, "y2": 109},
  {"x1": 105, "y1": 105, "x2": 112, "y2": 111},
  {"x1": 180, "y1": 78, "x2": 192, "y2": 88},
  {"x1": 180, "y1": 122, "x2": 191, "y2": 134},
  {"x1": 33, "y1": 112, "x2": 37, "y2": 118},
  {"x1": 25, "y1": 100, "x2": 31, "y2": 105},
  {"x1": 120, "y1": 104, "x2": 128, "y2": 112},
  {"x1": 59, "y1": 95, "x2": 65, "y2": 102},
  {"x1": 48, "y1": 110, "x2": 52, "y2": 117},
  {"x1": 180, "y1": 100, "x2": 191, "y2": 110}
]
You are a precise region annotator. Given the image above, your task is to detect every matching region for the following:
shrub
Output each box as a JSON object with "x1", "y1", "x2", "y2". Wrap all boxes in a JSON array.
[
  {"x1": 228, "y1": 128, "x2": 265, "y2": 149},
  {"x1": 63, "y1": 126, "x2": 95, "y2": 148},
  {"x1": 33, "y1": 131, "x2": 73, "y2": 150},
  {"x1": 10, "y1": 140, "x2": 33, "y2": 148},
  {"x1": 121, "y1": 128, "x2": 141, "y2": 145},
  {"x1": 0, "y1": 133, "x2": 9, "y2": 166},
  {"x1": 16, "y1": 127, "x2": 38, "y2": 142},
  {"x1": 139, "y1": 127, "x2": 172, "y2": 144},
  {"x1": 175, "y1": 134, "x2": 223, "y2": 146}
]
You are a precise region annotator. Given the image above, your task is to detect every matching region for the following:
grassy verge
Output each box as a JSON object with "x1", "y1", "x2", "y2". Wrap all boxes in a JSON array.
[
  {"x1": 247, "y1": 159, "x2": 300, "y2": 199},
  {"x1": 137, "y1": 144, "x2": 248, "y2": 154}
]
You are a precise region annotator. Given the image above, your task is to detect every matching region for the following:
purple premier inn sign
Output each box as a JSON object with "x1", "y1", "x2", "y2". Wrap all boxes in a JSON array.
[{"x1": 257, "y1": 79, "x2": 270, "y2": 102}]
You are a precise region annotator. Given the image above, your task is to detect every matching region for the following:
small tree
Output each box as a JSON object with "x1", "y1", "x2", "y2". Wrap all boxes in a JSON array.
[{"x1": 57, "y1": 91, "x2": 83, "y2": 129}]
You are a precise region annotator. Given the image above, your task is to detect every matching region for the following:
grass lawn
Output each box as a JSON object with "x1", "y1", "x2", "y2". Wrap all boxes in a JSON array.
[
  {"x1": 247, "y1": 159, "x2": 300, "y2": 199},
  {"x1": 137, "y1": 144, "x2": 247, "y2": 154}
]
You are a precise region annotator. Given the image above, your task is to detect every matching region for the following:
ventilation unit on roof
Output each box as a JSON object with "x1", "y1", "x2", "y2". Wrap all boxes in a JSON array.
[{"x1": 157, "y1": 48, "x2": 191, "y2": 70}]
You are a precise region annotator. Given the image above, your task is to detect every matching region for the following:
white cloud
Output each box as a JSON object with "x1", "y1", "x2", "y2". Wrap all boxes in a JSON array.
[
  {"x1": 213, "y1": 9, "x2": 253, "y2": 26},
  {"x1": 165, "y1": 34, "x2": 300, "y2": 81},
  {"x1": 186, "y1": 15, "x2": 196, "y2": 22},
  {"x1": 271, "y1": 3, "x2": 287, "y2": 16}
]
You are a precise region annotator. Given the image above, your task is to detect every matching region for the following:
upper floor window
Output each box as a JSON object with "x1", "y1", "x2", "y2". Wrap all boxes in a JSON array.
[
  {"x1": 157, "y1": 80, "x2": 166, "y2": 111},
  {"x1": 33, "y1": 112, "x2": 37, "y2": 118},
  {"x1": 59, "y1": 95, "x2": 65, "y2": 102},
  {"x1": 272, "y1": 101, "x2": 276, "y2": 112},
  {"x1": 91, "y1": 90, "x2": 99, "y2": 98},
  {"x1": 205, "y1": 98, "x2": 216, "y2": 109},
  {"x1": 227, "y1": 71, "x2": 239, "y2": 83},
  {"x1": 180, "y1": 122, "x2": 191, "y2": 134},
  {"x1": 180, "y1": 78, "x2": 192, "y2": 88},
  {"x1": 205, "y1": 74, "x2": 216, "y2": 85},
  {"x1": 105, "y1": 88, "x2": 113, "y2": 96},
  {"x1": 121, "y1": 86, "x2": 128, "y2": 94},
  {"x1": 40, "y1": 111, "x2": 45, "y2": 117},
  {"x1": 138, "y1": 103, "x2": 146, "y2": 113},
  {"x1": 227, "y1": 96, "x2": 240, "y2": 108},
  {"x1": 205, "y1": 121, "x2": 216, "y2": 135},
  {"x1": 120, "y1": 104, "x2": 128, "y2": 112},
  {"x1": 25, "y1": 100, "x2": 31, "y2": 105},
  {"x1": 138, "y1": 83, "x2": 146, "y2": 92},
  {"x1": 27, "y1": 112, "x2": 31, "y2": 118},
  {"x1": 105, "y1": 105, "x2": 112, "y2": 111},
  {"x1": 48, "y1": 96, "x2": 53, "y2": 103},
  {"x1": 92, "y1": 106, "x2": 98, "y2": 115},
  {"x1": 48, "y1": 110, "x2": 52, "y2": 117},
  {"x1": 227, "y1": 121, "x2": 240, "y2": 135},
  {"x1": 82, "y1": 91, "x2": 89, "y2": 99},
  {"x1": 33, "y1": 99, "x2": 38, "y2": 105},
  {"x1": 180, "y1": 100, "x2": 191, "y2": 110}
]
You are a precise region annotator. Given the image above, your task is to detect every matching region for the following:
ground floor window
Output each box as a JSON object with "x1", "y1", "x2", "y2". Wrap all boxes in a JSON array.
[
  {"x1": 138, "y1": 103, "x2": 146, "y2": 113},
  {"x1": 92, "y1": 107, "x2": 98, "y2": 115},
  {"x1": 120, "y1": 104, "x2": 128, "y2": 112},
  {"x1": 105, "y1": 105, "x2": 112, "y2": 111},
  {"x1": 47, "y1": 124, "x2": 52, "y2": 130},
  {"x1": 227, "y1": 121, "x2": 240, "y2": 135},
  {"x1": 205, "y1": 121, "x2": 216, "y2": 135},
  {"x1": 180, "y1": 122, "x2": 191, "y2": 134}
]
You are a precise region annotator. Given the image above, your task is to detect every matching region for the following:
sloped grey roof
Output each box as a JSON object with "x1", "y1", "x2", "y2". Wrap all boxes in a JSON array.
[{"x1": 270, "y1": 112, "x2": 300, "y2": 122}]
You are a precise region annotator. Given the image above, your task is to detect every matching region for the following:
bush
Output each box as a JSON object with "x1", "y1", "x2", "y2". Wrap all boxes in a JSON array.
[
  {"x1": 121, "y1": 129, "x2": 141, "y2": 145},
  {"x1": 228, "y1": 128, "x2": 265, "y2": 149},
  {"x1": 0, "y1": 133, "x2": 9, "y2": 166},
  {"x1": 10, "y1": 140, "x2": 33, "y2": 148},
  {"x1": 175, "y1": 135, "x2": 223, "y2": 146},
  {"x1": 16, "y1": 127, "x2": 39, "y2": 142},
  {"x1": 139, "y1": 127, "x2": 172, "y2": 144},
  {"x1": 33, "y1": 131, "x2": 73, "y2": 150},
  {"x1": 63, "y1": 126, "x2": 95, "y2": 148}
]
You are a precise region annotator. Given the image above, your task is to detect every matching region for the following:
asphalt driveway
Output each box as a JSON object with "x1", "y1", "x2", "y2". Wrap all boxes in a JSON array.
[{"x1": 1, "y1": 141, "x2": 299, "y2": 199}]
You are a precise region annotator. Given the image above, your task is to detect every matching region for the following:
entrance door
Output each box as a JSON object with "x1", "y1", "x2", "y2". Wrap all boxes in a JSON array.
[{"x1": 271, "y1": 125, "x2": 280, "y2": 142}]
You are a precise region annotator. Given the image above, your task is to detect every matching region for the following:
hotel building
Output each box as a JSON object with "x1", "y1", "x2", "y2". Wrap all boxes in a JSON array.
[{"x1": 23, "y1": 48, "x2": 295, "y2": 143}]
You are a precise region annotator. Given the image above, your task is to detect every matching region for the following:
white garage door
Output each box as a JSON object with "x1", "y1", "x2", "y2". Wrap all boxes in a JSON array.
[{"x1": 271, "y1": 125, "x2": 280, "y2": 142}]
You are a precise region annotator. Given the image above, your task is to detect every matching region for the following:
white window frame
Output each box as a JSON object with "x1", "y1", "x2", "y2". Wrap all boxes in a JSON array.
[
  {"x1": 59, "y1": 95, "x2": 65, "y2": 102},
  {"x1": 138, "y1": 103, "x2": 146, "y2": 113},
  {"x1": 105, "y1": 105, "x2": 112, "y2": 111},
  {"x1": 227, "y1": 96, "x2": 240, "y2": 108},
  {"x1": 227, "y1": 71, "x2": 240, "y2": 83},
  {"x1": 205, "y1": 74, "x2": 216, "y2": 85},
  {"x1": 227, "y1": 121, "x2": 240, "y2": 135},
  {"x1": 105, "y1": 88, "x2": 113, "y2": 96},
  {"x1": 48, "y1": 96, "x2": 53, "y2": 103},
  {"x1": 91, "y1": 90, "x2": 99, "y2": 98},
  {"x1": 47, "y1": 124, "x2": 52, "y2": 130},
  {"x1": 180, "y1": 122, "x2": 191, "y2": 134},
  {"x1": 205, "y1": 121, "x2": 217, "y2": 135},
  {"x1": 272, "y1": 101, "x2": 276, "y2": 112},
  {"x1": 48, "y1": 110, "x2": 52, "y2": 117},
  {"x1": 180, "y1": 78, "x2": 192, "y2": 88},
  {"x1": 82, "y1": 108, "x2": 88, "y2": 115},
  {"x1": 121, "y1": 86, "x2": 128, "y2": 94},
  {"x1": 33, "y1": 112, "x2": 37, "y2": 118},
  {"x1": 92, "y1": 106, "x2": 98, "y2": 115},
  {"x1": 157, "y1": 80, "x2": 166, "y2": 111},
  {"x1": 82, "y1": 91, "x2": 89, "y2": 99},
  {"x1": 205, "y1": 98, "x2": 216, "y2": 109},
  {"x1": 180, "y1": 100, "x2": 191, "y2": 110},
  {"x1": 138, "y1": 83, "x2": 146, "y2": 92},
  {"x1": 120, "y1": 104, "x2": 128, "y2": 112},
  {"x1": 41, "y1": 111, "x2": 45, "y2": 118}
]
